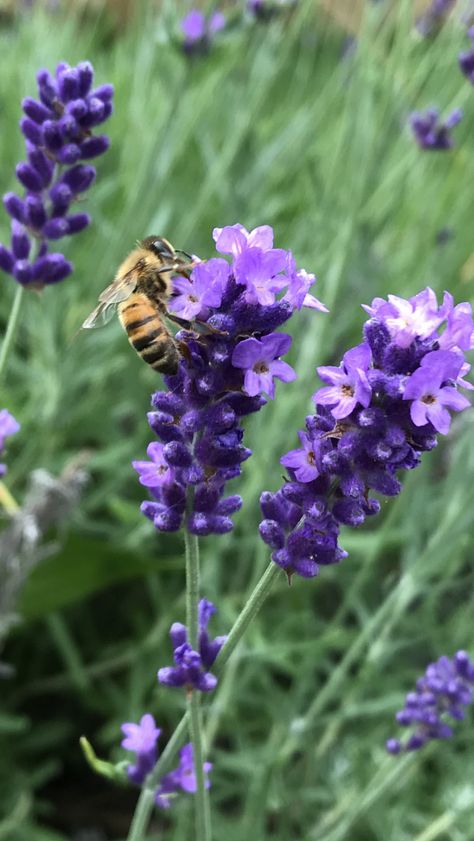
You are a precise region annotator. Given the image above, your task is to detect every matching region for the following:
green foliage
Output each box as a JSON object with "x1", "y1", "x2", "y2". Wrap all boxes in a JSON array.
[{"x1": 1, "y1": 1, "x2": 474, "y2": 839}]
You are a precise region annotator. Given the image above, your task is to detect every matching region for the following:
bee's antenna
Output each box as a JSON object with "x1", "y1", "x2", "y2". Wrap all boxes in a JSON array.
[{"x1": 176, "y1": 249, "x2": 193, "y2": 261}]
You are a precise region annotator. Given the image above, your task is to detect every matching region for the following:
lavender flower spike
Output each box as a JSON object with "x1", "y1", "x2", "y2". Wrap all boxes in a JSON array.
[
  {"x1": 134, "y1": 222, "x2": 325, "y2": 536},
  {"x1": 0, "y1": 410, "x2": 20, "y2": 477},
  {"x1": 158, "y1": 598, "x2": 226, "y2": 692},
  {"x1": 260, "y1": 287, "x2": 472, "y2": 580},
  {"x1": 120, "y1": 717, "x2": 212, "y2": 809},
  {"x1": 387, "y1": 651, "x2": 474, "y2": 754},
  {"x1": 410, "y1": 108, "x2": 462, "y2": 151},
  {"x1": 0, "y1": 61, "x2": 113, "y2": 288}
]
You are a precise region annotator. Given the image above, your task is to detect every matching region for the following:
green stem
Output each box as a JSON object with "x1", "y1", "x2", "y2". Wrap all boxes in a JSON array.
[
  {"x1": 125, "y1": 559, "x2": 281, "y2": 840},
  {"x1": 0, "y1": 285, "x2": 24, "y2": 384},
  {"x1": 185, "y1": 523, "x2": 200, "y2": 649},
  {"x1": 215, "y1": 561, "x2": 279, "y2": 674},
  {"x1": 183, "y1": 495, "x2": 211, "y2": 841},
  {"x1": 189, "y1": 690, "x2": 212, "y2": 841}
]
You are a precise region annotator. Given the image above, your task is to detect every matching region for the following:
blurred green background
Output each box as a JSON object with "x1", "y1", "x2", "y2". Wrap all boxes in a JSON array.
[{"x1": 1, "y1": 1, "x2": 474, "y2": 839}]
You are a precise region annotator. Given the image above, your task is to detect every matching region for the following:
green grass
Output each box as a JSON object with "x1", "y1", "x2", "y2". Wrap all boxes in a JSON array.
[{"x1": 1, "y1": 1, "x2": 474, "y2": 839}]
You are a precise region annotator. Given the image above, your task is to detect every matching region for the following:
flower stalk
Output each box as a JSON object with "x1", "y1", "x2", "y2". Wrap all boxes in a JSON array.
[
  {"x1": 184, "y1": 490, "x2": 212, "y2": 841},
  {"x1": 0, "y1": 285, "x2": 24, "y2": 384}
]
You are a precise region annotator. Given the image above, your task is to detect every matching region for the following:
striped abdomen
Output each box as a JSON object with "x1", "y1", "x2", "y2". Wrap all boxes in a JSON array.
[{"x1": 119, "y1": 292, "x2": 179, "y2": 374}]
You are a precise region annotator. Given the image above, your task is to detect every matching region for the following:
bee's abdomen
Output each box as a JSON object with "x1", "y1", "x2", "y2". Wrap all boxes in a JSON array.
[{"x1": 119, "y1": 293, "x2": 179, "y2": 374}]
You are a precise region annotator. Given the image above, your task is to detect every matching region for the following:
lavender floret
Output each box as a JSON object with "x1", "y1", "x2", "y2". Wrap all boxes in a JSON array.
[
  {"x1": 120, "y1": 716, "x2": 211, "y2": 808},
  {"x1": 410, "y1": 108, "x2": 462, "y2": 151},
  {"x1": 180, "y1": 9, "x2": 226, "y2": 55},
  {"x1": 133, "y1": 222, "x2": 325, "y2": 536},
  {"x1": 158, "y1": 599, "x2": 226, "y2": 692},
  {"x1": 0, "y1": 61, "x2": 113, "y2": 288},
  {"x1": 386, "y1": 651, "x2": 474, "y2": 754},
  {"x1": 0, "y1": 410, "x2": 20, "y2": 477},
  {"x1": 260, "y1": 287, "x2": 473, "y2": 580}
]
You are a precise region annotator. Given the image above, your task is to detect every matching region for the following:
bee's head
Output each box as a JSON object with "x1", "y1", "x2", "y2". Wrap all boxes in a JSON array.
[{"x1": 140, "y1": 236, "x2": 176, "y2": 260}]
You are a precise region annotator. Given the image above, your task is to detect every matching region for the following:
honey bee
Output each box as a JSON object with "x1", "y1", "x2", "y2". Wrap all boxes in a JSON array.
[{"x1": 82, "y1": 236, "x2": 195, "y2": 375}]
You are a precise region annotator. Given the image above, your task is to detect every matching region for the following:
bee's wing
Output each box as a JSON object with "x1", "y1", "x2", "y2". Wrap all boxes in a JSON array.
[
  {"x1": 82, "y1": 274, "x2": 138, "y2": 330},
  {"x1": 82, "y1": 301, "x2": 118, "y2": 329}
]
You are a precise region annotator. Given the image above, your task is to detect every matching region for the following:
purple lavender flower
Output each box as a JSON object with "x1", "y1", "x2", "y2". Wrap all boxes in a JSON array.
[
  {"x1": 410, "y1": 108, "x2": 462, "y2": 151},
  {"x1": 132, "y1": 442, "x2": 174, "y2": 488},
  {"x1": 134, "y1": 222, "x2": 324, "y2": 536},
  {"x1": 259, "y1": 288, "x2": 472, "y2": 580},
  {"x1": 121, "y1": 714, "x2": 161, "y2": 785},
  {"x1": 181, "y1": 9, "x2": 226, "y2": 55},
  {"x1": 416, "y1": 0, "x2": 455, "y2": 37},
  {"x1": 387, "y1": 651, "x2": 474, "y2": 754},
  {"x1": 155, "y1": 743, "x2": 212, "y2": 809},
  {"x1": 313, "y1": 343, "x2": 372, "y2": 419},
  {"x1": 459, "y1": 27, "x2": 474, "y2": 84},
  {"x1": 231, "y1": 333, "x2": 296, "y2": 399},
  {"x1": 158, "y1": 599, "x2": 226, "y2": 692},
  {"x1": 403, "y1": 350, "x2": 470, "y2": 434},
  {"x1": 0, "y1": 410, "x2": 20, "y2": 477},
  {"x1": 0, "y1": 61, "x2": 113, "y2": 288},
  {"x1": 121, "y1": 717, "x2": 212, "y2": 808}
]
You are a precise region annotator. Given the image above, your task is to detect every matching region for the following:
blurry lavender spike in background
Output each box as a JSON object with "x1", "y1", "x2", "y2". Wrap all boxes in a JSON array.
[
  {"x1": 386, "y1": 651, "x2": 474, "y2": 754},
  {"x1": 0, "y1": 61, "x2": 113, "y2": 288},
  {"x1": 410, "y1": 108, "x2": 462, "y2": 150}
]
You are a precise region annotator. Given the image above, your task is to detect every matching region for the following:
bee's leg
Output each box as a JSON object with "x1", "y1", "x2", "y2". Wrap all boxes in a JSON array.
[
  {"x1": 167, "y1": 313, "x2": 193, "y2": 329},
  {"x1": 193, "y1": 319, "x2": 229, "y2": 336}
]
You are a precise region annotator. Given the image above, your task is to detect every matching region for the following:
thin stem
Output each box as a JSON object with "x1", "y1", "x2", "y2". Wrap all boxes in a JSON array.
[
  {"x1": 188, "y1": 690, "x2": 212, "y2": 841},
  {"x1": 127, "y1": 787, "x2": 156, "y2": 841},
  {"x1": 0, "y1": 285, "x2": 24, "y2": 384},
  {"x1": 185, "y1": 526, "x2": 200, "y2": 649},
  {"x1": 184, "y1": 492, "x2": 211, "y2": 841},
  {"x1": 125, "y1": 559, "x2": 281, "y2": 840},
  {"x1": 215, "y1": 561, "x2": 279, "y2": 674}
]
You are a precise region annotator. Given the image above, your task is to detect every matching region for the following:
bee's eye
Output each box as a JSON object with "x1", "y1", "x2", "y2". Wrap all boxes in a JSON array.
[{"x1": 153, "y1": 240, "x2": 173, "y2": 258}]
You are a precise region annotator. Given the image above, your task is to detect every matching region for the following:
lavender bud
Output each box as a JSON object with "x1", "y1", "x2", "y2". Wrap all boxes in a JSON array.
[
  {"x1": 77, "y1": 61, "x2": 94, "y2": 97},
  {"x1": 67, "y1": 213, "x2": 90, "y2": 235},
  {"x1": 3, "y1": 193, "x2": 26, "y2": 223},
  {"x1": 20, "y1": 117, "x2": 43, "y2": 146},
  {"x1": 22, "y1": 96, "x2": 51, "y2": 123},
  {"x1": 79, "y1": 135, "x2": 110, "y2": 158},
  {"x1": 13, "y1": 260, "x2": 32, "y2": 283},
  {"x1": 16, "y1": 162, "x2": 43, "y2": 193},
  {"x1": 57, "y1": 144, "x2": 82, "y2": 165},
  {"x1": 0, "y1": 246, "x2": 14, "y2": 273},
  {"x1": 11, "y1": 221, "x2": 31, "y2": 259}
]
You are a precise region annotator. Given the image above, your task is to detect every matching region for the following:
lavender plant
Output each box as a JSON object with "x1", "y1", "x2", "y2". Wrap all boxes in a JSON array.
[
  {"x1": 108, "y1": 230, "x2": 472, "y2": 841},
  {"x1": 0, "y1": 60, "x2": 113, "y2": 288},
  {"x1": 259, "y1": 289, "x2": 473, "y2": 579}
]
